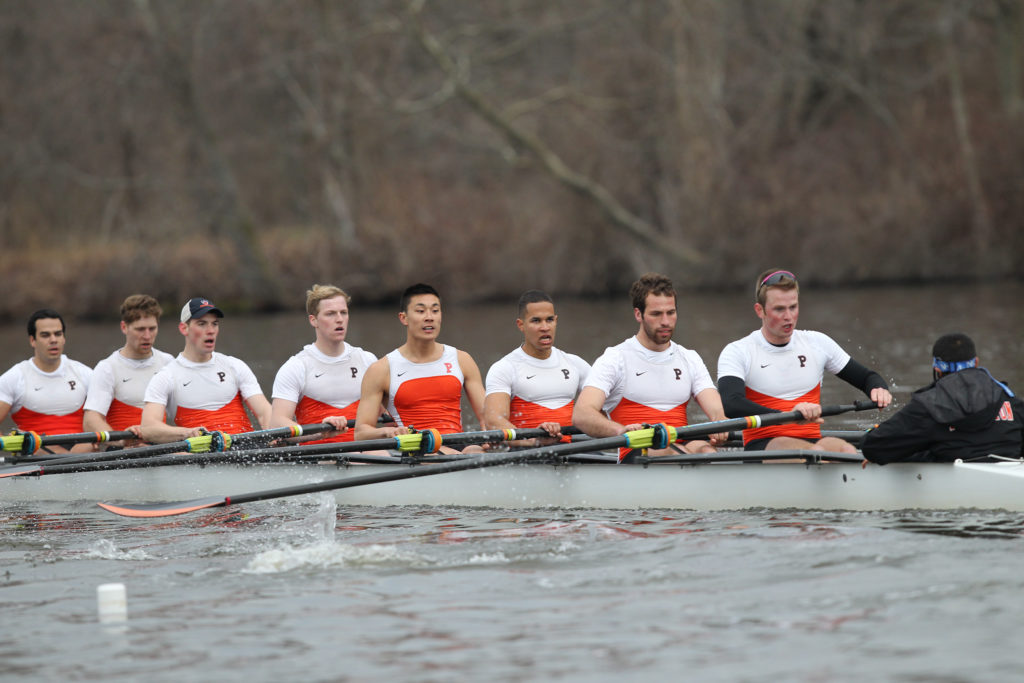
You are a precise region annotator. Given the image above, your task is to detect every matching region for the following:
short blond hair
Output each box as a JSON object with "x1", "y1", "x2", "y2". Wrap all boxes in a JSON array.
[{"x1": 306, "y1": 284, "x2": 351, "y2": 316}]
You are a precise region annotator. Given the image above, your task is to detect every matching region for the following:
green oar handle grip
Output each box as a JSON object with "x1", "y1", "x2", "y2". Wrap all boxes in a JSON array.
[{"x1": 184, "y1": 431, "x2": 231, "y2": 453}]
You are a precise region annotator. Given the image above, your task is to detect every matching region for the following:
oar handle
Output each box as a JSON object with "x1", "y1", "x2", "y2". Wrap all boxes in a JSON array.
[{"x1": 1, "y1": 429, "x2": 138, "y2": 454}]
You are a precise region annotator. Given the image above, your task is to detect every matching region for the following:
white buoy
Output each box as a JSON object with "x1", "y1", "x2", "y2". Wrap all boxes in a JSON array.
[{"x1": 96, "y1": 583, "x2": 127, "y2": 623}]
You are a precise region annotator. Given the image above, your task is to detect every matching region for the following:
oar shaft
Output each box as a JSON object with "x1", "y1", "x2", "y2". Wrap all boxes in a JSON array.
[
  {"x1": 42, "y1": 430, "x2": 136, "y2": 447},
  {"x1": 228, "y1": 436, "x2": 626, "y2": 506},
  {"x1": 671, "y1": 401, "x2": 876, "y2": 440},
  {"x1": 0, "y1": 423, "x2": 334, "y2": 473},
  {"x1": 1, "y1": 429, "x2": 138, "y2": 454},
  {"x1": 724, "y1": 429, "x2": 868, "y2": 443},
  {"x1": 218, "y1": 425, "x2": 585, "y2": 458}
]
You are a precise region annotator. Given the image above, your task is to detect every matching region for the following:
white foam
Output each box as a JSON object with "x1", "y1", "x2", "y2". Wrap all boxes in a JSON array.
[
  {"x1": 243, "y1": 541, "x2": 428, "y2": 574},
  {"x1": 84, "y1": 539, "x2": 153, "y2": 561}
]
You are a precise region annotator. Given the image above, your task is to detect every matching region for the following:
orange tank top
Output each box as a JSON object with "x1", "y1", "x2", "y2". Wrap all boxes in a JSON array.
[{"x1": 174, "y1": 393, "x2": 254, "y2": 434}]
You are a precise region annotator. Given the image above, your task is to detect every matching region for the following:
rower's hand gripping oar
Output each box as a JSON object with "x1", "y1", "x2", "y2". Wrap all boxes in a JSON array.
[
  {"x1": 0, "y1": 423, "x2": 335, "y2": 478},
  {"x1": 97, "y1": 402, "x2": 876, "y2": 518},
  {"x1": 1, "y1": 429, "x2": 138, "y2": 455}
]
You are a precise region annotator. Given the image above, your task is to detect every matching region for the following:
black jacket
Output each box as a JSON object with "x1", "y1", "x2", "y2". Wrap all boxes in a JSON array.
[{"x1": 862, "y1": 368, "x2": 1024, "y2": 463}]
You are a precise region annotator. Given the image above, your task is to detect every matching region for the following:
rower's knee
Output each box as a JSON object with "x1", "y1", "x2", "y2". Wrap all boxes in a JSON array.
[{"x1": 814, "y1": 437, "x2": 856, "y2": 454}]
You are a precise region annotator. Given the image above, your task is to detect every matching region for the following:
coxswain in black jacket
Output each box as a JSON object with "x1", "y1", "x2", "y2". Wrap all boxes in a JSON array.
[{"x1": 862, "y1": 367, "x2": 1024, "y2": 464}]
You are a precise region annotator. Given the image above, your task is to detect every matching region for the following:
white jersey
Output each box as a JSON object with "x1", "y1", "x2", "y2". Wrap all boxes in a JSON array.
[
  {"x1": 84, "y1": 348, "x2": 174, "y2": 415},
  {"x1": 716, "y1": 329, "x2": 850, "y2": 402},
  {"x1": 144, "y1": 352, "x2": 263, "y2": 427},
  {"x1": 584, "y1": 336, "x2": 714, "y2": 425},
  {"x1": 485, "y1": 346, "x2": 590, "y2": 427},
  {"x1": 0, "y1": 356, "x2": 92, "y2": 432},
  {"x1": 272, "y1": 342, "x2": 376, "y2": 407}
]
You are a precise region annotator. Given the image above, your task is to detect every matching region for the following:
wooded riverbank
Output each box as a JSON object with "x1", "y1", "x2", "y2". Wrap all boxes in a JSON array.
[{"x1": 2, "y1": 1, "x2": 1022, "y2": 317}]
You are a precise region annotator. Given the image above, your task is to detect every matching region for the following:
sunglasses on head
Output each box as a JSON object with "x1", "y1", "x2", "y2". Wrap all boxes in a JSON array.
[{"x1": 756, "y1": 270, "x2": 797, "y2": 295}]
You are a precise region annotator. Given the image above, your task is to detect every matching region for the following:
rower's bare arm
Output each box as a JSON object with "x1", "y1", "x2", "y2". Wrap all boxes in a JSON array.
[
  {"x1": 458, "y1": 350, "x2": 487, "y2": 428},
  {"x1": 354, "y1": 358, "x2": 401, "y2": 440},
  {"x1": 573, "y1": 387, "x2": 627, "y2": 438},
  {"x1": 0, "y1": 400, "x2": 11, "y2": 426},
  {"x1": 483, "y1": 391, "x2": 554, "y2": 445},
  {"x1": 693, "y1": 387, "x2": 729, "y2": 445},
  {"x1": 140, "y1": 401, "x2": 201, "y2": 443},
  {"x1": 83, "y1": 409, "x2": 114, "y2": 434},
  {"x1": 483, "y1": 392, "x2": 513, "y2": 431},
  {"x1": 268, "y1": 398, "x2": 297, "y2": 430},
  {"x1": 244, "y1": 393, "x2": 273, "y2": 429}
]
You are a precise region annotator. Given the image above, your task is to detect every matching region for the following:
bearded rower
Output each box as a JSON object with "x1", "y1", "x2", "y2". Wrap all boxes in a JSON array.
[{"x1": 573, "y1": 273, "x2": 727, "y2": 457}]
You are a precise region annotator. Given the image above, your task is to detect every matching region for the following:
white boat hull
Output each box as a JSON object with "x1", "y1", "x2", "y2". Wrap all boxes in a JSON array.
[{"x1": 3, "y1": 457, "x2": 1024, "y2": 511}]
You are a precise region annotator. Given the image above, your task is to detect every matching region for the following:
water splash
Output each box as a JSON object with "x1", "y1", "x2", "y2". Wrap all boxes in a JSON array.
[
  {"x1": 243, "y1": 541, "x2": 428, "y2": 574},
  {"x1": 83, "y1": 538, "x2": 153, "y2": 561}
]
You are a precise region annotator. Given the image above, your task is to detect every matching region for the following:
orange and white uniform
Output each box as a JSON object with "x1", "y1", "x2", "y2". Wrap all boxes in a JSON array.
[
  {"x1": 716, "y1": 329, "x2": 850, "y2": 444},
  {"x1": 272, "y1": 342, "x2": 376, "y2": 443},
  {"x1": 485, "y1": 346, "x2": 590, "y2": 428},
  {"x1": 144, "y1": 352, "x2": 263, "y2": 434},
  {"x1": 84, "y1": 349, "x2": 174, "y2": 430},
  {"x1": 0, "y1": 356, "x2": 92, "y2": 434},
  {"x1": 386, "y1": 345, "x2": 465, "y2": 434},
  {"x1": 585, "y1": 336, "x2": 714, "y2": 428}
]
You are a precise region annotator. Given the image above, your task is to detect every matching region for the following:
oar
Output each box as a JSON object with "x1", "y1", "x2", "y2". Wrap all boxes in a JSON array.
[
  {"x1": 0, "y1": 422, "x2": 335, "y2": 478},
  {"x1": 636, "y1": 449, "x2": 866, "y2": 465},
  {"x1": 0, "y1": 429, "x2": 137, "y2": 455},
  {"x1": 722, "y1": 429, "x2": 871, "y2": 444},
  {"x1": 8, "y1": 425, "x2": 587, "y2": 478},
  {"x1": 98, "y1": 401, "x2": 876, "y2": 518},
  {"x1": 9, "y1": 449, "x2": 408, "y2": 475}
]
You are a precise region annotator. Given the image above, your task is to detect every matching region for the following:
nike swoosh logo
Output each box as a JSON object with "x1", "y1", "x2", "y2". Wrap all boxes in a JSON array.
[
  {"x1": 122, "y1": 378, "x2": 132, "y2": 383},
  {"x1": 526, "y1": 375, "x2": 536, "y2": 380},
  {"x1": 635, "y1": 372, "x2": 646, "y2": 376},
  {"x1": 33, "y1": 386, "x2": 43, "y2": 391},
  {"x1": 760, "y1": 364, "x2": 770, "y2": 368},
  {"x1": 183, "y1": 381, "x2": 193, "y2": 386},
  {"x1": 397, "y1": 372, "x2": 407, "y2": 377},
  {"x1": 314, "y1": 373, "x2": 325, "y2": 378}
]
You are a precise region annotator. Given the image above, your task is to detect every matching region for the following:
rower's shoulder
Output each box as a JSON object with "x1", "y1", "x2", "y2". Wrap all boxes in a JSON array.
[
  {"x1": 456, "y1": 347, "x2": 481, "y2": 372},
  {"x1": 365, "y1": 354, "x2": 391, "y2": 376}
]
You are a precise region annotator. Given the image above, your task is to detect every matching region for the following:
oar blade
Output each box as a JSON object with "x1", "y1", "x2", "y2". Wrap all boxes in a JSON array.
[
  {"x1": 98, "y1": 496, "x2": 227, "y2": 518},
  {"x1": 0, "y1": 466, "x2": 41, "y2": 479}
]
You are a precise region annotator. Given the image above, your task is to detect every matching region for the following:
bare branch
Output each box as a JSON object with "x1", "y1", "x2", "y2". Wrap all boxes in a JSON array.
[{"x1": 405, "y1": 0, "x2": 704, "y2": 265}]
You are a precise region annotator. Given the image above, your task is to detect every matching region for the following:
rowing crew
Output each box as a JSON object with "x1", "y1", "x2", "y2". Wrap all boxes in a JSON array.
[{"x1": 0, "y1": 270, "x2": 1020, "y2": 463}]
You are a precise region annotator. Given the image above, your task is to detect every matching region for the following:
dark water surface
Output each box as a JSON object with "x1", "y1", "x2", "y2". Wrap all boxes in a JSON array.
[{"x1": 1, "y1": 282, "x2": 1023, "y2": 681}]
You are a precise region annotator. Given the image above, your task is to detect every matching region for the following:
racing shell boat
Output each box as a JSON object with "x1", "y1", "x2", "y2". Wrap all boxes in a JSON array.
[{"x1": 3, "y1": 451, "x2": 1023, "y2": 512}]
